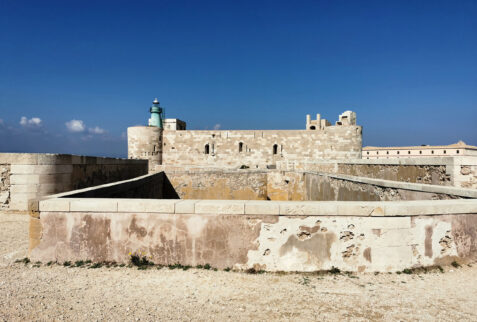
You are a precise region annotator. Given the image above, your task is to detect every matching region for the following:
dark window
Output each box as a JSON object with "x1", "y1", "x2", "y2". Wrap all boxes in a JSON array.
[
  {"x1": 457, "y1": 150, "x2": 460, "y2": 154},
  {"x1": 239, "y1": 142, "x2": 243, "y2": 153},
  {"x1": 397, "y1": 151, "x2": 400, "y2": 155},
  {"x1": 408, "y1": 151, "x2": 411, "y2": 154},
  {"x1": 310, "y1": 126, "x2": 316, "y2": 130},
  {"x1": 386, "y1": 151, "x2": 389, "y2": 154},
  {"x1": 376, "y1": 151, "x2": 379, "y2": 155},
  {"x1": 273, "y1": 144, "x2": 278, "y2": 155},
  {"x1": 205, "y1": 144, "x2": 209, "y2": 154},
  {"x1": 431, "y1": 150, "x2": 434, "y2": 154},
  {"x1": 367, "y1": 152, "x2": 369, "y2": 155},
  {"x1": 444, "y1": 150, "x2": 446, "y2": 154}
]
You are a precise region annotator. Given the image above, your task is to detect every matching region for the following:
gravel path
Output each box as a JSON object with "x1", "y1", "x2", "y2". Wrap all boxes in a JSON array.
[{"x1": 1, "y1": 212, "x2": 476, "y2": 321}]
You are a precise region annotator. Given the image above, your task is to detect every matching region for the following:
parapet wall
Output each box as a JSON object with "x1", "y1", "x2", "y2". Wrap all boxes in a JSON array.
[
  {"x1": 278, "y1": 157, "x2": 477, "y2": 189},
  {"x1": 0, "y1": 153, "x2": 148, "y2": 211},
  {"x1": 163, "y1": 169, "x2": 476, "y2": 202},
  {"x1": 161, "y1": 126, "x2": 362, "y2": 168},
  {"x1": 29, "y1": 198, "x2": 477, "y2": 272}
]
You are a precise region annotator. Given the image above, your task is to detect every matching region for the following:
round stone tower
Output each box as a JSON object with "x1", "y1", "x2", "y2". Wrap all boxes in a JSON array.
[{"x1": 127, "y1": 98, "x2": 164, "y2": 172}]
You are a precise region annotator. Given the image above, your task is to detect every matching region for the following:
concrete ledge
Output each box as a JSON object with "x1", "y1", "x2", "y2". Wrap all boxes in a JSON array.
[
  {"x1": 175, "y1": 200, "x2": 198, "y2": 214},
  {"x1": 38, "y1": 198, "x2": 477, "y2": 216},
  {"x1": 39, "y1": 199, "x2": 70, "y2": 212},
  {"x1": 195, "y1": 200, "x2": 245, "y2": 214},
  {"x1": 245, "y1": 201, "x2": 279, "y2": 215},
  {"x1": 117, "y1": 199, "x2": 177, "y2": 213},
  {"x1": 70, "y1": 199, "x2": 118, "y2": 212}
]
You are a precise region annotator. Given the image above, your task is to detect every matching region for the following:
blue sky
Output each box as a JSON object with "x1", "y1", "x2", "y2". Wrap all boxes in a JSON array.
[{"x1": 1, "y1": 0, "x2": 476, "y2": 157}]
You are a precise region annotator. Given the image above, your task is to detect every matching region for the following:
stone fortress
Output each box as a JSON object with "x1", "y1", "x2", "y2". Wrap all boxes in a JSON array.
[
  {"x1": 128, "y1": 98, "x2": 362, "y2": 171},
  {"x1": 1, "y1": 97, "x2": 477, "y2": 273}
]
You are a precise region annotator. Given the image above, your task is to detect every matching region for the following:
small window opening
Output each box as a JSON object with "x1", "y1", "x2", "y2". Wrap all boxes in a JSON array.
[
  {"x1": 419, "y1": 151, "x2": 422, "y2": 154},
  {"x1": 431, "y1": 150, "x2": 434, "y2": 154},
  {"x1": 408, "y1": 151, "x2": 411, "y2": 154},
  {"x1": 457, "y1": 150, "x2": 460, "y2": 154},
  {"x1": 397, "y1": 151, "x2": 400, "y2": 155},
  {"x1": 444, "y1": 150, "x2": 446, "y2": 154},
  {"x1": 273, "y1": 144, "x2": 278, "y2": 155},
  {"x1": 205, "y1": 144, "x2": 210, "y2": 154},
  {"x1": 376, "y1": 151, "x2": 379, "y2": 155},
  {"x1": 310, "y1": 126, "x2": 316, "y2": 130},
  {"x1": 386, "y1": 151, "x2": 389, "y2": 155},
  {"x1": 367, "y1": 152, "x2": 369, "y2": 155},
  {"x1": 239, "y1": 142, "x2": 243, "y2": 153}
]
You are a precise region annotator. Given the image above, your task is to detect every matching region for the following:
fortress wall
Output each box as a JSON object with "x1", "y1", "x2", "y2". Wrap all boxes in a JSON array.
[
  {"x1": 279, "y1": 157, "x2": 477, "y2": 189},
  {"x1": 161, "y1": 126, "x2": 362, "y2": 168},
  {"x1": 29, "y1": 198, "x2": 477, "y2": 272},
  {"x1": 304, "y1": 173, "x2": 461, "y2": 201},
  {"x1": 0, "y1": 153, "x2": 148, "y2": 211},
  {"x1": 128, "y1": 126, "x2": 162, "y2": 172},
  {"x1": 164, "y1": 170, "x2": 268, "y2": 200}
]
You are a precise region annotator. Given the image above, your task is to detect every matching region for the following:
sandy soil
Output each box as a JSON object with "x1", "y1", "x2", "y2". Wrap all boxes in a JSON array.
[{"x1": 1, "y1": 212, "x2": 477, "y2": 321}]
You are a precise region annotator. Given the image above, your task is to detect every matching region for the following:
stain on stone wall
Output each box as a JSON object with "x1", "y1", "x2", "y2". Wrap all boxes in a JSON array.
[{"x1": 31, "y1": 212, "x2": 279, "y2": 269}]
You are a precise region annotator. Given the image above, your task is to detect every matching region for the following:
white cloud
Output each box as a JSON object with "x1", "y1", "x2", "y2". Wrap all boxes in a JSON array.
[
  {"x1": 65, "y1": 119, "x2": 85, "y2": 132},
  {"x1": 213, "y1": 123, "x2": 221, "y2": 130},
  {"x1": 88, "y1": 126, "x2": 106, "y2": 134},
  {"x1": 20, "y1": 116, "x2": 42, "y2": 127}
]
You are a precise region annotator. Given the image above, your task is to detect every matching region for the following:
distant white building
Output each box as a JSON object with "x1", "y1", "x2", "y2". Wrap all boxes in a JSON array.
[{"x1": 363, "y1": 141, "x2": 477, "y2": 159}]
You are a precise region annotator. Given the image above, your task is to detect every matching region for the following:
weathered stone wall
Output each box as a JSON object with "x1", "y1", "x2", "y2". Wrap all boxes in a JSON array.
[
  {"x1": 279, "y1": 157, "x2": 477, "y2": 189},
  {"x1": 161, "y1": 126, "x2": 362, "y2": 168},
  {"x1": 0, "y1": 164, "x2": 10, "y2": 210},
  {"x1": 128, "y1": 126, "x2": 162, "y2": 172},
  {"x1": 165, "y1": 171, "x2": 268, "y2": 200},
  {"x1": 454, "y1": 163, "x2": 477, "y2": 190},
  {"x1": 29, "y1": 198, "x2": 477, "y2": 272},
  {"x1": 305, "y1": 173, "x2": 459, "y2": 201},
  {"x1": 163, "y1": 170, "x2": 472, "y2": 202},
  {"x1": 0, "y1": 153, "x2": 148, "y2": 211},
  {"x1": 335, "y1": 164, "x2": 449, "y2": 185}
]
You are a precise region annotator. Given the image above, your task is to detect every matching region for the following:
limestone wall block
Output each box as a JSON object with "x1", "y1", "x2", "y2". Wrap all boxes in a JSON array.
[
  {"x1": 195, "y1": 200, "x2": 245, "y2": 214},
  {"x1": 70, "y1": 199, "x2": 118, "y2": 212},
  {"x1": 117, "y1": 199, "x2": 177, "y2": 213}
]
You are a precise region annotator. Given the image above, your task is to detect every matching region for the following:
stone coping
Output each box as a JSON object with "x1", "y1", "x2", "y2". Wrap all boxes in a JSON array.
[
  {"x1": 36, "y1": 198, "x2": 477, "y2": 217},
  {"x1": 312, "y1": 172, "x2": 477, "y2": 198},
  {"x1": 0, "y1": 153, "x2": 147, "y2": 165}
]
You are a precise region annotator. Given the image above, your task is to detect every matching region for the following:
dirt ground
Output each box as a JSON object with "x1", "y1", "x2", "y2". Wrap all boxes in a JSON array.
[{"x1": 1, "y1": 212, "x2": 477, "y2": 321}]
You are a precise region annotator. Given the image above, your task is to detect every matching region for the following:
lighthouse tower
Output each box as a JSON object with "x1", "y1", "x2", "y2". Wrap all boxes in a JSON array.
[
  {"x1": 148, "y1": 98, "x2": 164, "y2": 128},
  {"x1": 128, "y1": 98, "x2": 164, "y2": 172}
]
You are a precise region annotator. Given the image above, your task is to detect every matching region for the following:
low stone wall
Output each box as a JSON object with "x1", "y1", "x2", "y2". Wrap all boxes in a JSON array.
[
  {"x1": 279, "y1": 157, "x2": 477, "y2": 189},
  {"x1": 304, "y1": 173, "x2": 476, "y2": 201},
  {"x1": 164, "y1": 170, "x2": 268, "y2": 200},
  {"x1": 29, "y1": 198, "x2": 477, "y2": 272},
  {"x1": 0, "y1": 153, "x2": 148, "y2": 211},
  {"x1": 164, "y1": 170, "x2": 476, "y2": 201}
]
